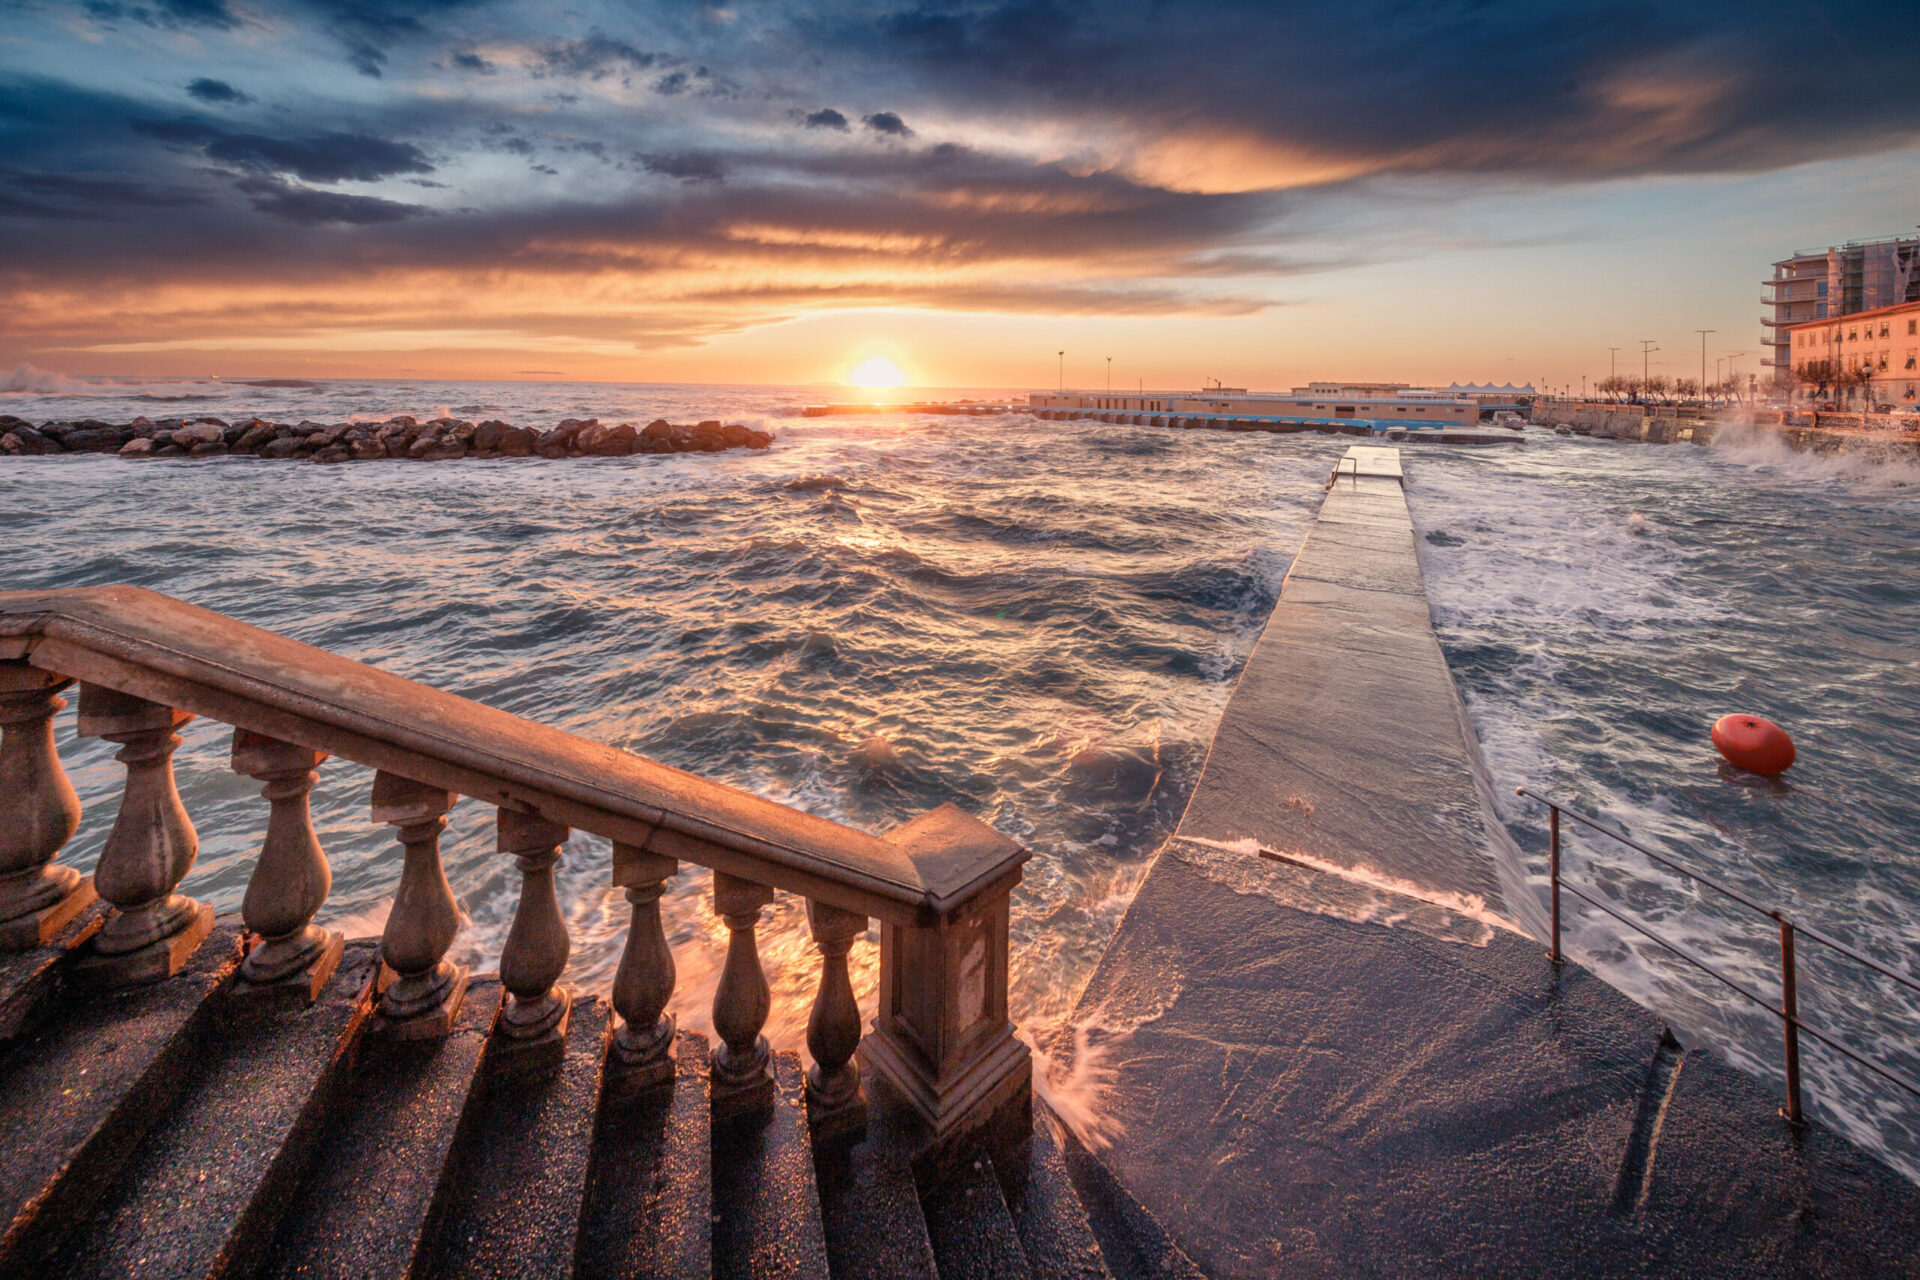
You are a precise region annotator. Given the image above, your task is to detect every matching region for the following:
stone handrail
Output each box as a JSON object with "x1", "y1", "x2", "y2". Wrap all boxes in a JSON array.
[{"x1": 0, "y1": 585, "x2": 1030, "y2": 1146}]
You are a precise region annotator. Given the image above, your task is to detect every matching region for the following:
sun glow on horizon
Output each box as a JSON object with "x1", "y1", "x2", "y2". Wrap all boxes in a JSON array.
[{"x1": 847, "y1": 356, "x2": 909, "y2": 389}]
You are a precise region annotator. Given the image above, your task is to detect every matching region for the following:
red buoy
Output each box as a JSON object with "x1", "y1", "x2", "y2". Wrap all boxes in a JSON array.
[{"x1": 1711, "y1": 714, "x2": 1796, "y2": 775}]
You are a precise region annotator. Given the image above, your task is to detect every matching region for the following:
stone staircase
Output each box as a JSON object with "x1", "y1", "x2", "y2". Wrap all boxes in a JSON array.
[{"x1": 0, "y1": 913, "x2": 1201, "y2": 1280}]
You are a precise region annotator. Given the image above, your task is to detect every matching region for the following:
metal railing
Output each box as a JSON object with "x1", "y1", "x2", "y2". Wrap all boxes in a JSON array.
[{"x1": 1516, "y1": 786, "x2": 1920, "y2": 1127}]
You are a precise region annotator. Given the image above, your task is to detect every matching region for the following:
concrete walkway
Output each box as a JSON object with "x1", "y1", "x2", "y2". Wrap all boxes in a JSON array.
[{"x1": 1072, "y1": 451, "x2": 1920, "y2": 1278}]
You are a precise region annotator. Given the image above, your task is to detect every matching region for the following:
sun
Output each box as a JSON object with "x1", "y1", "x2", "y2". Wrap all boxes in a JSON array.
[{"x1": 847, "y1": 356, "x2": 908, "y2": 389}]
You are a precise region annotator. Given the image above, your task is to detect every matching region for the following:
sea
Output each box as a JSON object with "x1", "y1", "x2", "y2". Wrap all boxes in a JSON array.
[{"x1": 4, "y1": 370, "x2": 1918, "y2": 1180}]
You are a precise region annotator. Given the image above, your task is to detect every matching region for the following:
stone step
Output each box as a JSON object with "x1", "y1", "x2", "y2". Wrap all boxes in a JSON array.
[
  {"x1": 258, "y1": 977, "x2": 504, "y2": 1280},
  {"x1": 576, "y1": 1029, "x2": 713, "y2": 1280},
  {"x1": 51, "y1": 939, "x2": 381, "y2": 1280},
  {"x1": 1056, "y1": 1132, "x2": 1205, "y2": 1280},
  {"x1": 1001, "y1": 1119, "x2": 1114, "y2": 1280},
  {"x1": 417, "y1": 995, "x2": 611, "y2": 1280},
  {"x1": 710, "y1": 1051, "x2": 831, "y2": 1280},
  {"x1": 811, "y1": 1080, "x2": 939, "y2": 1280},
  {"x1": 0, "y1": 920, "x2": 244, "y2": 1272},
  {"x1": 0, "y1": 896, "x2": 107, "y2": 1042},
  {"x1": 920, "y1": 1153, "x2": 1033, "y2": 1280}
]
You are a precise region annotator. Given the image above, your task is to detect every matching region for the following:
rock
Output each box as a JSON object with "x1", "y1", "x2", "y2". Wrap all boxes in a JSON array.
[
  {"x1": 499, "y1": 426, "x2": 536, "y2": 457},
  {"x1": 746, "y1": 430, "x2": 773, "y2": 449},
  {"x1": 190, "y1": 441, "x2": 228, "y2": 457},
  {"x1": 0, "y1": 415, "x2": 32, "y2": 433},
  {"x1": 154, "y1": 444, "x2": 188, "y2": 457},
  {"x1": 260, "y1": 436, "x2": 303, "y2": 459},
  {"x1": 409, "y1": 434, "x2": 465, "y2": 461},
  {"x1": 579, "y1": 421, "x2": 638, "y2": 456},
  {"x1": 385, "y1": 415, "x2": 417, "y2": 428},
  {"x1": 175, "y1": 422, "x2": 225, "y2": 447},
  {"x1": 235, "y1": 424, "x2": 276, "y2": 453},
  {"x1": 697, "y1": 419, "x2": 722, "y2": 432},
  {"x1": 639, "y1": 436, "x2": 673, "y2": 454},
  {"x1": 722, "y1": 423, "x2": 750, "y2": 447},
  {"x1": 349, "y1": 438, "x2": 387, "y2": 460},
  {"x1": 785, "y1": 475, "x2": 846, "y2": 491},
  {"x1": 473, "y1": 421, "x2": 507, "y2": 452},
  {"x1": 119, "y1": 437, "x2": 157, "y2": 458},
  {"x1": 692, "y1": 423, "x2": 727, "y2": 452},
  {"x1": 311, "y1": 422, "x2": 354, "y2": 447},
  {"x1": 311, "y1": 445, "x2": 351, "y2": 464},
  {"x1": 536, "y1": 420, "x2": 590, "y2": 453},
  {"x1": 62, "y1": 427, "x2": 131, "y2": 453},
  {"x1": 641, "y1": 419, "x2": 674, "y2": 441},
  {"x1": 2, "y1": 426, "x2": 60, "y2": 455},
  {"x1": 0, "y1": 433, "x2": 21, "y2": 456}
]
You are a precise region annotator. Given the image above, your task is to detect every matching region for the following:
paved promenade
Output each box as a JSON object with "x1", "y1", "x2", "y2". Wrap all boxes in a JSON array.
[{"x1": 1072, "y1": 450, "x2": 1920, "y2": 1278}]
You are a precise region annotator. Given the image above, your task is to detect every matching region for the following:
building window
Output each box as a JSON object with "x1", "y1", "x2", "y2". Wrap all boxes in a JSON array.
[{"x1": 1910, "y1": 319, "x2": 1917, "y2": 335}]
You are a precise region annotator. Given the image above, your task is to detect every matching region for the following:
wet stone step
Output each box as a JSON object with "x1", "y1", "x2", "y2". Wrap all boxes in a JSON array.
[
  {"x1": 576, "y1": 1029, "x2": 712, "y2": 1280},
  {"x1": 259, "y1": 977, "x2": 504, "y2": 1280},
  {"x1": 811, "y1": 1080, "x2": 939, "y2": 1280},
  {"x1": 1057, "y1": 1130, "x2": 1205, "y2": 1280},
  {"x1": 710, "y1": 1050, "x2": 830, "y2": 1280},
  {"x1": 0, "y1": 897, "x2": 106, "y2": 1043},
  {"x1": 1002, "y1": 1119, "x2": 1115, "y2": 1280},
  {"x1": 419, "y1": 996, "x2": 610, "y2": 1280},
  {"x1": 0, "y1": 921, "x2": 244, "y2": 1273},
  {"x1": 921, "y1": 1153, "x2": 1033, "y2": 1280},
  {"x1": 51, "y1": 940, "x2": 381, "y2": 1280}
]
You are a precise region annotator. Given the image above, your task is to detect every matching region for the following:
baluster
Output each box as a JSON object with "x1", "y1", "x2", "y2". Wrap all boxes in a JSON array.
[
  {"x1": 805, "y1": 898, "x2": 868, "y2": 1140},
  {"x1": 231, "y1": 729, "x2": 342, "y2": 1002},
  {"x1": 496, "y1": 808, "x2": 572, "y2": 1068},
  {"x1": 73, "y1": 685, "x2": 212, "y2": 985},
  {"x1": 709, "y1": 871, "x2": 774, "y2": 1120},
  {"x1": 370, "y1": 771, "x2": 466, "y2": 1038},
  {"x1": 0, "y1": 664, "x2": 93, "y2": 949},
  {"x1": 609, "y1": 842, "x2": 678, "y2": 1092}
]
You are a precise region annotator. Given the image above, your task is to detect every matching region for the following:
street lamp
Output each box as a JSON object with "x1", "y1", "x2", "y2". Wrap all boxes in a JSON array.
[
  {"x1": 1106, "y1": 356, "x2": 1112, "y2": 393},
  {"x1": 1057, "y1": 350, "x2": 1064, "y2": 392},
  {"x1": 1639, "y1": 340, "x2": 1659, "y2": 399},
  {"x1": 1695, "y1": 329, "x2": 1714, "y2": 404}
]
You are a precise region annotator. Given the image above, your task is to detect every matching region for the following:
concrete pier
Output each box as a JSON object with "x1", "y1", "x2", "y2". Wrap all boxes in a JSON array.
[{"x1": 1070, "y1": 448, "x2": 1920, "y2": 1278}]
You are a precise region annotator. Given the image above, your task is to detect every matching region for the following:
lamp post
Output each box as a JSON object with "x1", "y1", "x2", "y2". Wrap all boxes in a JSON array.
[
  {"x1": 1106, "y1": 356, "x2": 1112, "y2": 392},
  {"x1": 1639, "y1": 340, "x2": 1659, "y2": 399},
  {"x1": 1695, "y1": 329, "x2": 1714, "y2": 405},
  {"x1": 1608, "y1": 347, "x2": 1620, "y2": 380},
  {"x1": 1057, "y1": 351, "x2": 1064, "y2": 392}
]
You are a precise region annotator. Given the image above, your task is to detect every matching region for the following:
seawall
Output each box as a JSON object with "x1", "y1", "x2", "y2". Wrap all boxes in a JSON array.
[
  {"x1": 1069, "y1": 447, "x2": 1920, "y2": 1278},
  {"x1": 1530, "y1": 401, "x2": 1920, "y2": 455}
]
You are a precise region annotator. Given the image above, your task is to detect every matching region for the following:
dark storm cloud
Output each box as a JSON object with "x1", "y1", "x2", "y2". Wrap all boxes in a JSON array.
[
  {"x1": 640, "y1": 150, "x2": 727, "y2": 183},
  {"x1": 534, "y1": 32, "x2": 663, "y2": 79},
  {"x1": 185, "y1": 77, "x2": 250, "y2": 104},
  {"x1": 131, "y1": 119, "x2": 436, "y2": 183},
  {"x1": 297, "y1": 0, "x2": 495, "y2": 76},
  {"x1": 0, "y1": 166, "x2": 206, "y2": 218},
  {"x1": 862, "y1": 111, "x2": 912, "y2": 137},
  {"x1": 803, "y1": 108, "x2": 850, "y2": 131}
]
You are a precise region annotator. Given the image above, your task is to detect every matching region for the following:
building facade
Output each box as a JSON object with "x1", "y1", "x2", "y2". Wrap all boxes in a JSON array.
[
  {"x1": 1783, "y1": 299, "x2": 1920, "y2": 407},
  {"x1": 1764, "y1": 233, "x2": 1920, "y2": 379},
  {"x1": 1025, "y1": 389, "x2": 1480, "y2": 427}
]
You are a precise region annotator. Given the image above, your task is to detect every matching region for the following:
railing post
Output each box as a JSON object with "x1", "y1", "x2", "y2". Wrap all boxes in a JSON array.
[
  {"x1": 74, "y1": 685, "x2": 212, "y2": 986},
  {"x1": 370, "y1": 771, "x2": 466, "y2": 1039},
  {"x1": 860, "y1": 805, "x2": 1031, "y2": 1159},
  {"x1": 709, "y1": 871, "x2": 775, "y2": 1122},
  {"x1": 0, "y1": 663, "x2": 93, "y2": 949},
  {"x1": 1779, "y1": 915, "x2": 1804, "y2": 1127},
  {"x1": 1548, "y1": 805, "x2": 1563, "y2": 965},
  {"x1": 495, "y1": 808, "x2": 573, "y2": 1069},
  {"x1": 231, "y1": 730, "x2": 342, "y2": 1003},
  {"x1": 608, "y1": 843, "x2": 678, "y2": 1093},
  {"x1": 805, "y1": 897, "x2": 869, "y2": 1142}
]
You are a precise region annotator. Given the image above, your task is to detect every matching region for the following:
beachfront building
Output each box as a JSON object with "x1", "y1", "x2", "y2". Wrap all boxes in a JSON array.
[
  {"x1": 1026, "y1": 387, "x2": 1480, "y2": 428},
  {"x1": 1764, "y1": 233, "x2": 1920, "y2": 380},
  {"x1": 1783, "y1": 298, "x2": 1920, "y2": 408}
]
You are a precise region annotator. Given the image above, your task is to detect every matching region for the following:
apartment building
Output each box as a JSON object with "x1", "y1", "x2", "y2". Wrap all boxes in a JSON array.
[
  {"x1": 1783, "y1": 299, "x2": 1920, "y2": 407},
  {"x1": 1764, "y1": 233, "x2": 1920, "y2": 377}
]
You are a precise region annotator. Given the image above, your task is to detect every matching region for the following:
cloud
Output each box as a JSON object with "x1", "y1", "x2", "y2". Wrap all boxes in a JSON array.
[
  {"x1": 640, "y1": 151, "x2": 726, "y2": 183},
  {"x1": 803, "y1": 108, "x2": 850, "y2": 131},
  {"x1": 233, "y1": 176, "x2": 430, "y2": 225},
  {"x1": 132, "y1": 119, "x2": 435, "y2": 182},
  {"x1": 863, "y1": 111, "x2": 913, "y2": 138},
  {"x1": 534, "y1": 32, "x2": 662, "y2": 80},
  {"x1": 185, "y1": 77, "x2": 251, "y2": 105},
  {"x1": 81, "y1": 0, "x2": 239, "y2": 31}
]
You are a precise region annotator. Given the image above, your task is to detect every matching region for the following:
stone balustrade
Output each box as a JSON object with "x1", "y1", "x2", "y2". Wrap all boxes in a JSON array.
[{"x1": 0, "y1": 585, "x2": 1030, "y2": 1150}]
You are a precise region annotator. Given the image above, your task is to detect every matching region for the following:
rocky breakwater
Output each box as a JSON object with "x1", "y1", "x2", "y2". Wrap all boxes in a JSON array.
[{"x1": 0, "y1": 414, "x2": 775, "y2": 462}]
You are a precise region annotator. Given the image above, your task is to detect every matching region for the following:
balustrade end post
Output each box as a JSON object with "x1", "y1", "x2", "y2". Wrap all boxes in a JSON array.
[
  {"x1": 860, "y1": 805, "x2": 1032, "y2": 1162},
  {"x1": 0, "y1": 663, "x2": 95, "y2": 950},
  {"x1": 70, "y1": 684, "x2": 212, "y2": 989}
]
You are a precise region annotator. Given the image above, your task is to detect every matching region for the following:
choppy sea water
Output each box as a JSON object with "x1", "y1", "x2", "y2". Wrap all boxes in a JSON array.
[{"x1": 5, "y1": 374, "x2": 1918, "y2": 1180}]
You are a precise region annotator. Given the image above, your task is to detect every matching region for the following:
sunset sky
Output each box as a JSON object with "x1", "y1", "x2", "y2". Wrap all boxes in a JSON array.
[{"x1": 3, "y1": 0, "x2": 1918, "y2": 391}]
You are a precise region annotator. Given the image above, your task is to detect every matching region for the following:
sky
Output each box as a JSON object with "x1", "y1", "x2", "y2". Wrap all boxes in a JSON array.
[{"x1": 2, "y1": 0, "x2": 1918, "y2": 391}]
